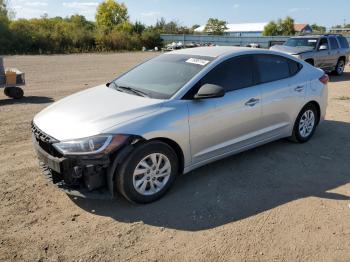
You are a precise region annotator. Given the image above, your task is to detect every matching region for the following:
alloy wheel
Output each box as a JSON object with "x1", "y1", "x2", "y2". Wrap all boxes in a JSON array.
[
  {"x1": 132, "y1": 153, "x2": 171, "y2": 196},
  {"x1": 299, "y1": 110, "x2": 315, "y2": 138}
]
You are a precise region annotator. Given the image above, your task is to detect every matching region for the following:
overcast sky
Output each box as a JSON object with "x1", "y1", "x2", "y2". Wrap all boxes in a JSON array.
[{"x1": 8, "y1": 0, "x2": 350, "y2": 27}]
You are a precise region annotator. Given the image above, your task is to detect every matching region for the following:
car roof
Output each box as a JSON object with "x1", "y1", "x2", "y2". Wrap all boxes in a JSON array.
[
  {"x1": 291, "y1": 35, "x2": 323, "y2": 38},
  {"x1": 167, "y1": 46, "x2": 305, "y2": 64},
  {"x1": 292, "y1": 34, "x2": 345, "y2": 39},
  {"x1": 169, "y1": 46, "x2": 257, "y2": 58}
]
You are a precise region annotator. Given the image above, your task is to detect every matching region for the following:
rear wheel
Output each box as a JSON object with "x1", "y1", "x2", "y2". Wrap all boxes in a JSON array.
[
  {"x1": 4, "y1": 86, "x2": 24, "y2": 99},
  {"x1": 290, "y1": 104, "x2": 318, "y2": 143},
  {"x1": 333, "y1": 59, "x2": 345, "y2": 76},
  {"x1": 116, "y1": 141, "x2": 178, "y2": 204}
]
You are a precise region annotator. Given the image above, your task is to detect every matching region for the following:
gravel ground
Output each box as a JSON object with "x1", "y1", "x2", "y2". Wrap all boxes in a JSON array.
[{"x1": 0, "y1": 53, "x2": 350, "y2": 262}]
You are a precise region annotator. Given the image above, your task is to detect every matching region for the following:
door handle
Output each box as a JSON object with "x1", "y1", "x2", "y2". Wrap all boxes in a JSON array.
[
  {"x1": 245, "y1": 98, "x2": 260, "y2": 107},
  {"x1": 294, "y1": 86, "x2": 304, "y2": 92}
]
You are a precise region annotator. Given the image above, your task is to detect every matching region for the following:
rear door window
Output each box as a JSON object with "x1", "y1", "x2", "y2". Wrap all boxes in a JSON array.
[
  {"x1": 329, "y1": 37, "x2": 340, "y2": 50},
  {"x1": 288, "y1": 60, "x2": 303, "y2": 76},
  {"x1": 254, "y1": 55, "x2": 291, "y2": 83},
  {"x1": 337, "y1": 36, "x2": 350, "y2": 49}
]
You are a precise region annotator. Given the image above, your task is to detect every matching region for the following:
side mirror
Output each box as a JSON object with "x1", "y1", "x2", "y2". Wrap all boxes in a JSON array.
[
  {"x1": 194, "y1": 84, "x2": 225, "y2": 99},
  {"x1": 319, "y1": 45, "x2": 328, "y2": 51}
]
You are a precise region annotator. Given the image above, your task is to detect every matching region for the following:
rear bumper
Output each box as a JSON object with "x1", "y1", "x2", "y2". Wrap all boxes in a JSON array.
[{"x1": 33, "y1": 135, "x2": 113, "y2": 199}]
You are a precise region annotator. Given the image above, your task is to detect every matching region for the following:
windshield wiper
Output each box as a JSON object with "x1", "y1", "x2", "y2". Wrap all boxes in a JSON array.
[{"x1": 107, "y1": 82, "x2": 149, "y2": 97}]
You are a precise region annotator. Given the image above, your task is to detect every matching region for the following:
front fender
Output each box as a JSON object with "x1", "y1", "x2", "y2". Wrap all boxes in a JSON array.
[{"x1": 105, "y1": 100, "x2": 191, "y2": 170}]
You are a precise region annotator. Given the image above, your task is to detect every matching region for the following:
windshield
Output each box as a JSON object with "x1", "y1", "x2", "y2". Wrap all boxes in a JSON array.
[
  {"x1": 284, "y1": 38, "x2": 318, "y2": 49},
  {"x1": 113, "y1": 54, "x2": 214, "y2": 99}
]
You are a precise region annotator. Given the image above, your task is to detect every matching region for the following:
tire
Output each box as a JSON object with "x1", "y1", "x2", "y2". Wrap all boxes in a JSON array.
[
  {"x1": 4, "y1": 86, "x2": 24, "y2": 99},
  {"x1": 333, "y1": 58, "x2": 345, "y2": 76},
  {"x1": 4, "y1": 87, "x2": 11, "y2": 97},
  {"x1": 116, "y1": 141, "x2": 179, "y2": 204},
  {"x1": 289, "y1": 104, "x2": 318, "y2": 143}
]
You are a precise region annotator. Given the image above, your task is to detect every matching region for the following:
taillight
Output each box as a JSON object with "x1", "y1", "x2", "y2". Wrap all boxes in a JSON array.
[{"x1": 319, "y1": 74, "x2": 329, "y2": 85}]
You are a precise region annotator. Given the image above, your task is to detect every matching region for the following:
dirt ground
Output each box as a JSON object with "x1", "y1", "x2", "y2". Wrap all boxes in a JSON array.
[{"x1": 0, "y1": 53, "x2": 350, "y2": 262}]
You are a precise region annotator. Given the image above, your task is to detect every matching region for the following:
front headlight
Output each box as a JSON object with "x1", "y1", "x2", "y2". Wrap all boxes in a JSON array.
[{"x1": 53, "y1": 134, "x2": 129, "y2": 156}]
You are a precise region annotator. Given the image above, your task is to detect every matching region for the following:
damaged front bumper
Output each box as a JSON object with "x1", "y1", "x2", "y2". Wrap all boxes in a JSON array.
[{"x1": 33, "y1": 135, "x2": 113, "y2": 199}]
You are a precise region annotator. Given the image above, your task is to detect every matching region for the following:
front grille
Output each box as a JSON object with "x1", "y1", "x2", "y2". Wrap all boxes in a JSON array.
[{"x1": 32, "y1": 122, "x2": 62, "y2": 157}]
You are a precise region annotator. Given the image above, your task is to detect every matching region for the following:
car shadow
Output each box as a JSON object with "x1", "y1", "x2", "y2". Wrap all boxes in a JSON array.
[
  {"x1": 0, "y1": 96, "x2": 54, "y2": 106},
  {"x1": 71, "y1": 120, "x2": 350, "y2": 231},
  {"x1": 329, "y1": 72, "x2": 350, "y2": 82}
]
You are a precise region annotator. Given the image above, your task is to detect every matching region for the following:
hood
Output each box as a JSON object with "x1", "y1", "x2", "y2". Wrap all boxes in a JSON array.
[
  {"x1": 270, "y1": 45, "x2": 313, "y2": 55},
  {"x1": 34, "y1": 85, "x2": 164, "y2": 141}
]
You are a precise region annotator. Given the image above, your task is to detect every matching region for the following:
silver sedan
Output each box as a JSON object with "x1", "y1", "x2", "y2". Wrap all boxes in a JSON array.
[{"x1": 32, "y1": 47, "x2": 328, "y2": 203}]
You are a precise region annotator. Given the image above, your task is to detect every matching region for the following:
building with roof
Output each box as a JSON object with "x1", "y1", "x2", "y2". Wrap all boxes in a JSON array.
[
  {"x1": 194, "y1": 22, "x2": 268, "y2": 37},
  {"x1": 194, "y1": 22, "x2": 312, "y2": 36},
  {"x1": 329, "y1": 27, "x2": 350, "y2": 34},
  {"x1": 294, "y1": 24, "x2": 313, "y2": 34}
]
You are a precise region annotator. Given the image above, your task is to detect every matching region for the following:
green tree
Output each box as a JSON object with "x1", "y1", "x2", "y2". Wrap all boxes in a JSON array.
[
  {"x1": 263, "y1": 17, "x2": 295, "y2": 36},
  {"x1": 191, "y1": 24, "x2": 200, "y2": 33},
  {"x1": 64, "y1": 15, "x2": 96, "y2": 52},
  {"x1": 154, "y1": 17, "x2": 166, "y2": 32},
  {"x1": 0, "y1": 0, "x2": 11, "y2": 54},
  {"x1": 263, "y1": 21, "x2": 279, "y2": 36},
  {"x1": 280, "y1": 16, "x2": 295, "y2": 36},
  {"x1": 1, "y1": 0, "x2": 164, "y2": 54},
  {"x1": 333, "y1": 25, "x2": 342, "y2": 28},
  {"x1": 140, "y1": 30, "x2": 162, "y2": 49},
  {"x1": 115, "y1": 21, "x2": 133, "y2": 33},
  {"x1": 311, "y1": 23, "x2": 326, "y2": 33},
  {"x1": 204, "y1": 18, "x2": 228, "y2": 35},
  {"x1": 332, "y1": 24, "x2": 350, "y2": 29},
  {"x1": 96, "y1": 0, "x2": 128, "y2": 31},
  {"x1": 164, "y1": 20, "x2": 179, "y2": 34},
  {"x1": 132, "y1": 21, "x2": 146, "y2": 35},
  {"x1": 192, "y1": 24, "x2": 200, "y2": 30},
  {"x1": 9, "y1": 19, "x2": 35, "y2": 53},
  {"x1": 0, "y1": 0, "x2": 7, "y2": 16},
  {"x1": 153, "y1": 18, "x2": 183, "y2": 34}
]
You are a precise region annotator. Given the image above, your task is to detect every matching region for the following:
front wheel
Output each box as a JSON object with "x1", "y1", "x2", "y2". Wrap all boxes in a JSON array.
[
  {"x1": 116, "y1": 141, "x2": 178, "y2": 204},
  {"x1": 290, "y1": 104, "x2": 318, "y2": 143}
]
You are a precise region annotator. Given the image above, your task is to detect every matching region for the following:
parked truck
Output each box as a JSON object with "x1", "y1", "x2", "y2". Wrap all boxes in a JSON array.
[{"x1": 270, "y1": 34, "x2": 350, "y2": 76}]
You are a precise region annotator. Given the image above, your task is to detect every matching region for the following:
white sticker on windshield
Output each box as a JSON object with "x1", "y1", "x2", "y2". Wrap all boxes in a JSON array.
[
  {"x1": 308, "y1": 39, "x2": 317, "y2": 43},
  {"x1": 186, "y1": 58, "x2": 210, "y2": 66}
]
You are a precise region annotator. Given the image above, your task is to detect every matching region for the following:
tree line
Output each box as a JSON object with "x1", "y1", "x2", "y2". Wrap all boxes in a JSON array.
[
  {"x1": 0, "y1": 0, "x2": 339, "y2": 54},
  {"x1": 263, "y1": 17, "x2": 327, "y2": 36},
  {"x1": 202, "y1": 17, "x2": 328, "y2": 36},
  {"x1": 0, "y1": 0, "x2": 198, "y2": 55}
]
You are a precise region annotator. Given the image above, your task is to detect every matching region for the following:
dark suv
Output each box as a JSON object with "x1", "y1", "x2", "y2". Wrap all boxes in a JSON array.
[{"x1": 270, "y1": 34, "x2": 350, "y2": 75}]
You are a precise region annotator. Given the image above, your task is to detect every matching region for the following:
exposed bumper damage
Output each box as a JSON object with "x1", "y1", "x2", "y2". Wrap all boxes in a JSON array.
[
  {"x1": 32, "y1": 123, "x2": 136, "y2": 199},
  {"x1": 39, "y1": 162, "x2": 112, "y2": 199}
]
